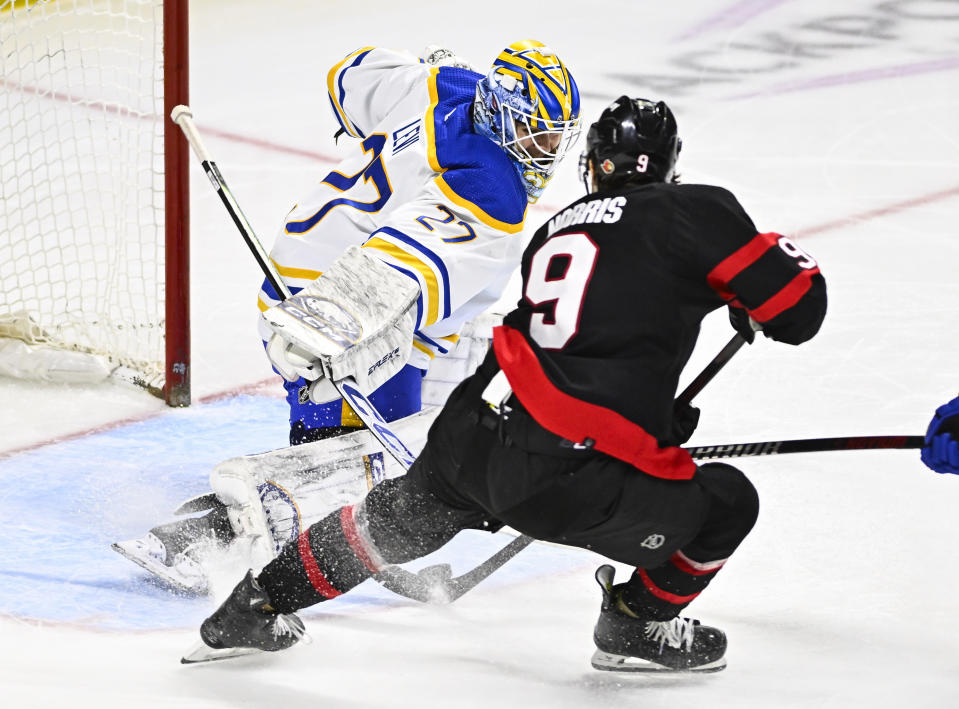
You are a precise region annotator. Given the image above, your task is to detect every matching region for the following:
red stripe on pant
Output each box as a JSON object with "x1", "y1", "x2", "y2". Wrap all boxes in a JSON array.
[{"x1": 298, "y1": 532, "x2": 342, "y2": 599}]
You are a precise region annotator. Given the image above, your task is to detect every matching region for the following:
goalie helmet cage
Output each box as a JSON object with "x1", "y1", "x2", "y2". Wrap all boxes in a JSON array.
[{"x1": 0, "y1": 0, "x2": 190, "y2": 406}]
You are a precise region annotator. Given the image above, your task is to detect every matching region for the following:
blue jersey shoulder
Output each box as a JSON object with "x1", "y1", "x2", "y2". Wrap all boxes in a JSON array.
[{"x1": 428, "y1": 68, "x2": 527, "y2": 227}]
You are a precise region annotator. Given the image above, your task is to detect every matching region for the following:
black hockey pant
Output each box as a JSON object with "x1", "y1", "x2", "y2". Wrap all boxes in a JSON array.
[{"x1": 259, "y1": 361, "x2": 759, "y2": 620}]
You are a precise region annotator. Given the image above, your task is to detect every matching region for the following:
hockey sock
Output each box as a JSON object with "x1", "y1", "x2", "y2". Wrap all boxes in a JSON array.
[
  {"x1": 620, "y1": 550, "x2": 726, "y2": 620},
  {"x1": 257, "y1": 507, "x2": 375, "y2": 613}
]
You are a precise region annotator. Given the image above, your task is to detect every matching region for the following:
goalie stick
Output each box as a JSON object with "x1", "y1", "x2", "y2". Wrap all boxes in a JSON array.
[{"x1": 171, "y1": 106, "x2": 418, "y2": 469}]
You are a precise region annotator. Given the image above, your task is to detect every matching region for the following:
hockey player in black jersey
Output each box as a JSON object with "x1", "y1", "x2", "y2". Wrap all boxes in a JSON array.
[{"x1": 193, "y1": 96, "x2": 827, "y2": 673}]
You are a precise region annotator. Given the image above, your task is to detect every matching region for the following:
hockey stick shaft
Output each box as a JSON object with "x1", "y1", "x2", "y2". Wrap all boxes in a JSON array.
[
  {"x1": 686, "y1": 434, "x2": 923, "y2": 460},
  {"x1": 171, "y1": 105, "x2": 289, "y2": 300},
  {"x1": 676, "y1": 333, "x2": 746, "y2": 405}
]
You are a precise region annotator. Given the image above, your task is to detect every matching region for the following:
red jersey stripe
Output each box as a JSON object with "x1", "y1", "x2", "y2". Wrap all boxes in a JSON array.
[
  {"x1": 492, "y1": 325, "x2": 696, "y2": 480},
  {"x1": 706, "y1": 232, "x2": 779, "y2": 298},
  {"x1": 298, "y1": 532, "x2": 341, "y2": 599},
  {"x1": 748, "y1": 268, "x2": 819, "y2": 322}
]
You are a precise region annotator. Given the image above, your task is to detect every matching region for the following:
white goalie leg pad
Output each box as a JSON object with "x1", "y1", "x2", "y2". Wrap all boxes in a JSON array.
[
  {"x1": 210, "y1": 406, "x2": 440, "y2": 569},
  {"x1": 261, "y1": 245, "x2": 420, "y2": 396},
  {"x1": 421, "y1": 312, "x2": 502, "y2": 407}
]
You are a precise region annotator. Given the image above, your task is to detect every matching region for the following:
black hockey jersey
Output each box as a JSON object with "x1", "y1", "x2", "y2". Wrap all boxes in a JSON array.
[{"x1": 493, "y1": 182, "x2": 827, "y2": 480}]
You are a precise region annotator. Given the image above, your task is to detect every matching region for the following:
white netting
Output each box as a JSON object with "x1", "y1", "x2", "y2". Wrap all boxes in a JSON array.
[{"x1": 0, "y1": 0, "x2": 166, "y2": 390}]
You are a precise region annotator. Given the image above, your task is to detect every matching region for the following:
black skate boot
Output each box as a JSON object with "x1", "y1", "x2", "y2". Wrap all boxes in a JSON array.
[
  {"x1": 182, "y1": 570, "x2": 305, "y2": 663},
  {"x1": 590, "y1": 565, "x2": 727, "y2": 673}
]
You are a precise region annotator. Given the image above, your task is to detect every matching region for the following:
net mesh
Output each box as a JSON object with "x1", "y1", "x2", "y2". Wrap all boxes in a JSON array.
[{"x1": 0, "y1": 0, "x2": 166, "y2": 389}]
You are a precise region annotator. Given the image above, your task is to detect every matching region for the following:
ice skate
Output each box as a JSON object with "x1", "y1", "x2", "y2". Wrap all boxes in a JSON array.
[
  {"x1": 590, "y1": 565, "x2": 727, "y2": 673},
  {"x1": 182, "y1": 570, "x2": 305, "y2": 664},
  {"x1": 113, "y1": 498, "x2": 234, "y2": 594},
  {"x1": 112, "y1": 532, "x2": 208, "y2": 594}
]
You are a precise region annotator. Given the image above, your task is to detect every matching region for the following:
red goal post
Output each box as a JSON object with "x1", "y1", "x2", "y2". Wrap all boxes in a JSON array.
[{"x1": 0, "y1": 0, "x2": 190, "y2": 406}]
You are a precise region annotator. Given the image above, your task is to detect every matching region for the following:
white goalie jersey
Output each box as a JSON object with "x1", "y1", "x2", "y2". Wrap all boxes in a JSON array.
[{"x1": 257, "y1": 47, "x2": 530, "y2": 370}]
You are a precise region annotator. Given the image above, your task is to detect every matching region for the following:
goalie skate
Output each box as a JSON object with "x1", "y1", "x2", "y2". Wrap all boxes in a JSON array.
[
  {"x1": 112, "y1": 533, "x2": 208, "y2": 594},
  {"x1": 590, "y1": 565, "x2": 727, "y2": 673}
]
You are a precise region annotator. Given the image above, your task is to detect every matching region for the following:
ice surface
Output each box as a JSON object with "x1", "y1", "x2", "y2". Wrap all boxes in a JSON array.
[{"x1": 2, "y1": 0, "x2": 958, "y2": 706}]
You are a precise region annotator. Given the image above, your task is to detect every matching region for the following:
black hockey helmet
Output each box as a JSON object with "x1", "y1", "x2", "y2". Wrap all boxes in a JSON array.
[{"x1": 579, "y1": 96, "x2": 681, "y2": 192}]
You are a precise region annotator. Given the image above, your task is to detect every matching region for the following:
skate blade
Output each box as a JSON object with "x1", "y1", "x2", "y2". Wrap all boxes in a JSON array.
[
  {"x1": 112, "y1": 542, "x2": 208, "y2": 595},
  {"x1": 590, "y1": 649, "x2": 727, "y2": 674},
  {"x1": 180, "y1": 640, "x2": 263, "y2": 665}
]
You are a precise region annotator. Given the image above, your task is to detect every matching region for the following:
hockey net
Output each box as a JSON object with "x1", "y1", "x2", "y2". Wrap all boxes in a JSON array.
[{"x1": 0, "y1": 0, "x2": 189, "y2": 404}]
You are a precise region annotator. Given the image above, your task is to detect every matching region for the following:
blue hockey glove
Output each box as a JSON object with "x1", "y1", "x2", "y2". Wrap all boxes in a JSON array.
[{"x1": 920, "y1": 396, "x2": 959, "y2": 475}]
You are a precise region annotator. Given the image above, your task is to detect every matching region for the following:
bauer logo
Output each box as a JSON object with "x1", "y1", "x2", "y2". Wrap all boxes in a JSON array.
[
  {"x1": 689, "y1": 441, "x2": 782, "y2": 458},
  {"x1": 641, "y1": 534, "x2": 665, "y2": 550},
  {"x1": 286, "y1": 296, "x2": 363, "y2": 348}
]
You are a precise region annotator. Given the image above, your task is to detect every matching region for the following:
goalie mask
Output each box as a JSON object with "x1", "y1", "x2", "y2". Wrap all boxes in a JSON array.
[
  {"x1": 580, "y1": 96, "x2": 682, "y2": 193},
  {"x1": 474, "y1": 40, "x2": 581, "y2": 203}
]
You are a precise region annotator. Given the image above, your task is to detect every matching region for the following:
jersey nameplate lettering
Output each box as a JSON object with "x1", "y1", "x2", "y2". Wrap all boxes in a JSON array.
[{"x1": 546, "y1": 196, "x2": 625, "y2": 236}]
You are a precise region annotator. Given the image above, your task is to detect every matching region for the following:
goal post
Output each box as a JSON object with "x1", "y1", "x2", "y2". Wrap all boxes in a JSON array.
[
  {"x1": 0, "y1": 0, "x2": 191, "y2": 406},
  {"x1": 164, "y1": 0, "x2": 189, "y2": 406}
]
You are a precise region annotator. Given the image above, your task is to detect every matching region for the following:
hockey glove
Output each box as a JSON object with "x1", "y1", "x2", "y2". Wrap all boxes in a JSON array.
[
  {"x1": 419, "y1": 45, "x2": 475, "y2": 71},
  {"x1": 921, "y1": 396, "x2": 959, "y2": 475},
  {"x1": 728, "y1": 305, "x2": 762, "y2": 344},
  {"x1": 665, "y1": 399, "x2": 701, "y2": 447},
  {"x1": 266, "y1": 332, "x2": 323, "y2": 383}
]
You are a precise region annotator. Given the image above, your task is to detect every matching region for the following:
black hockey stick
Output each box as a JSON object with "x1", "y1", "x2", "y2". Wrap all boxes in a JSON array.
[
  {"x1": 676, "y1": 333, "x2": 747, "y2": 405},
  {"x1": 377, "y1": 333, "x2": 752, "y2": 604},
  {"x1": 686, "y1": 434, "x2": 923, "y2": 460}
]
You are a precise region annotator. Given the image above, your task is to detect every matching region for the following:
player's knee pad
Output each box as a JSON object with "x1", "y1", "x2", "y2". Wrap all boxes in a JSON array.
[{"x1": 697, "y1": 462, "x2": 760, "y2": 535}]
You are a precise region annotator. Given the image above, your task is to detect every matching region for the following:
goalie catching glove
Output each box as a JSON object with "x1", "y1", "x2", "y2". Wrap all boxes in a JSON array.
[
  {"x1": 419, "y1": 44, "x2": 475, "y2": 71},
  {"x1": 263, "y1": 246, "x2": 420, "y2": 401}
]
